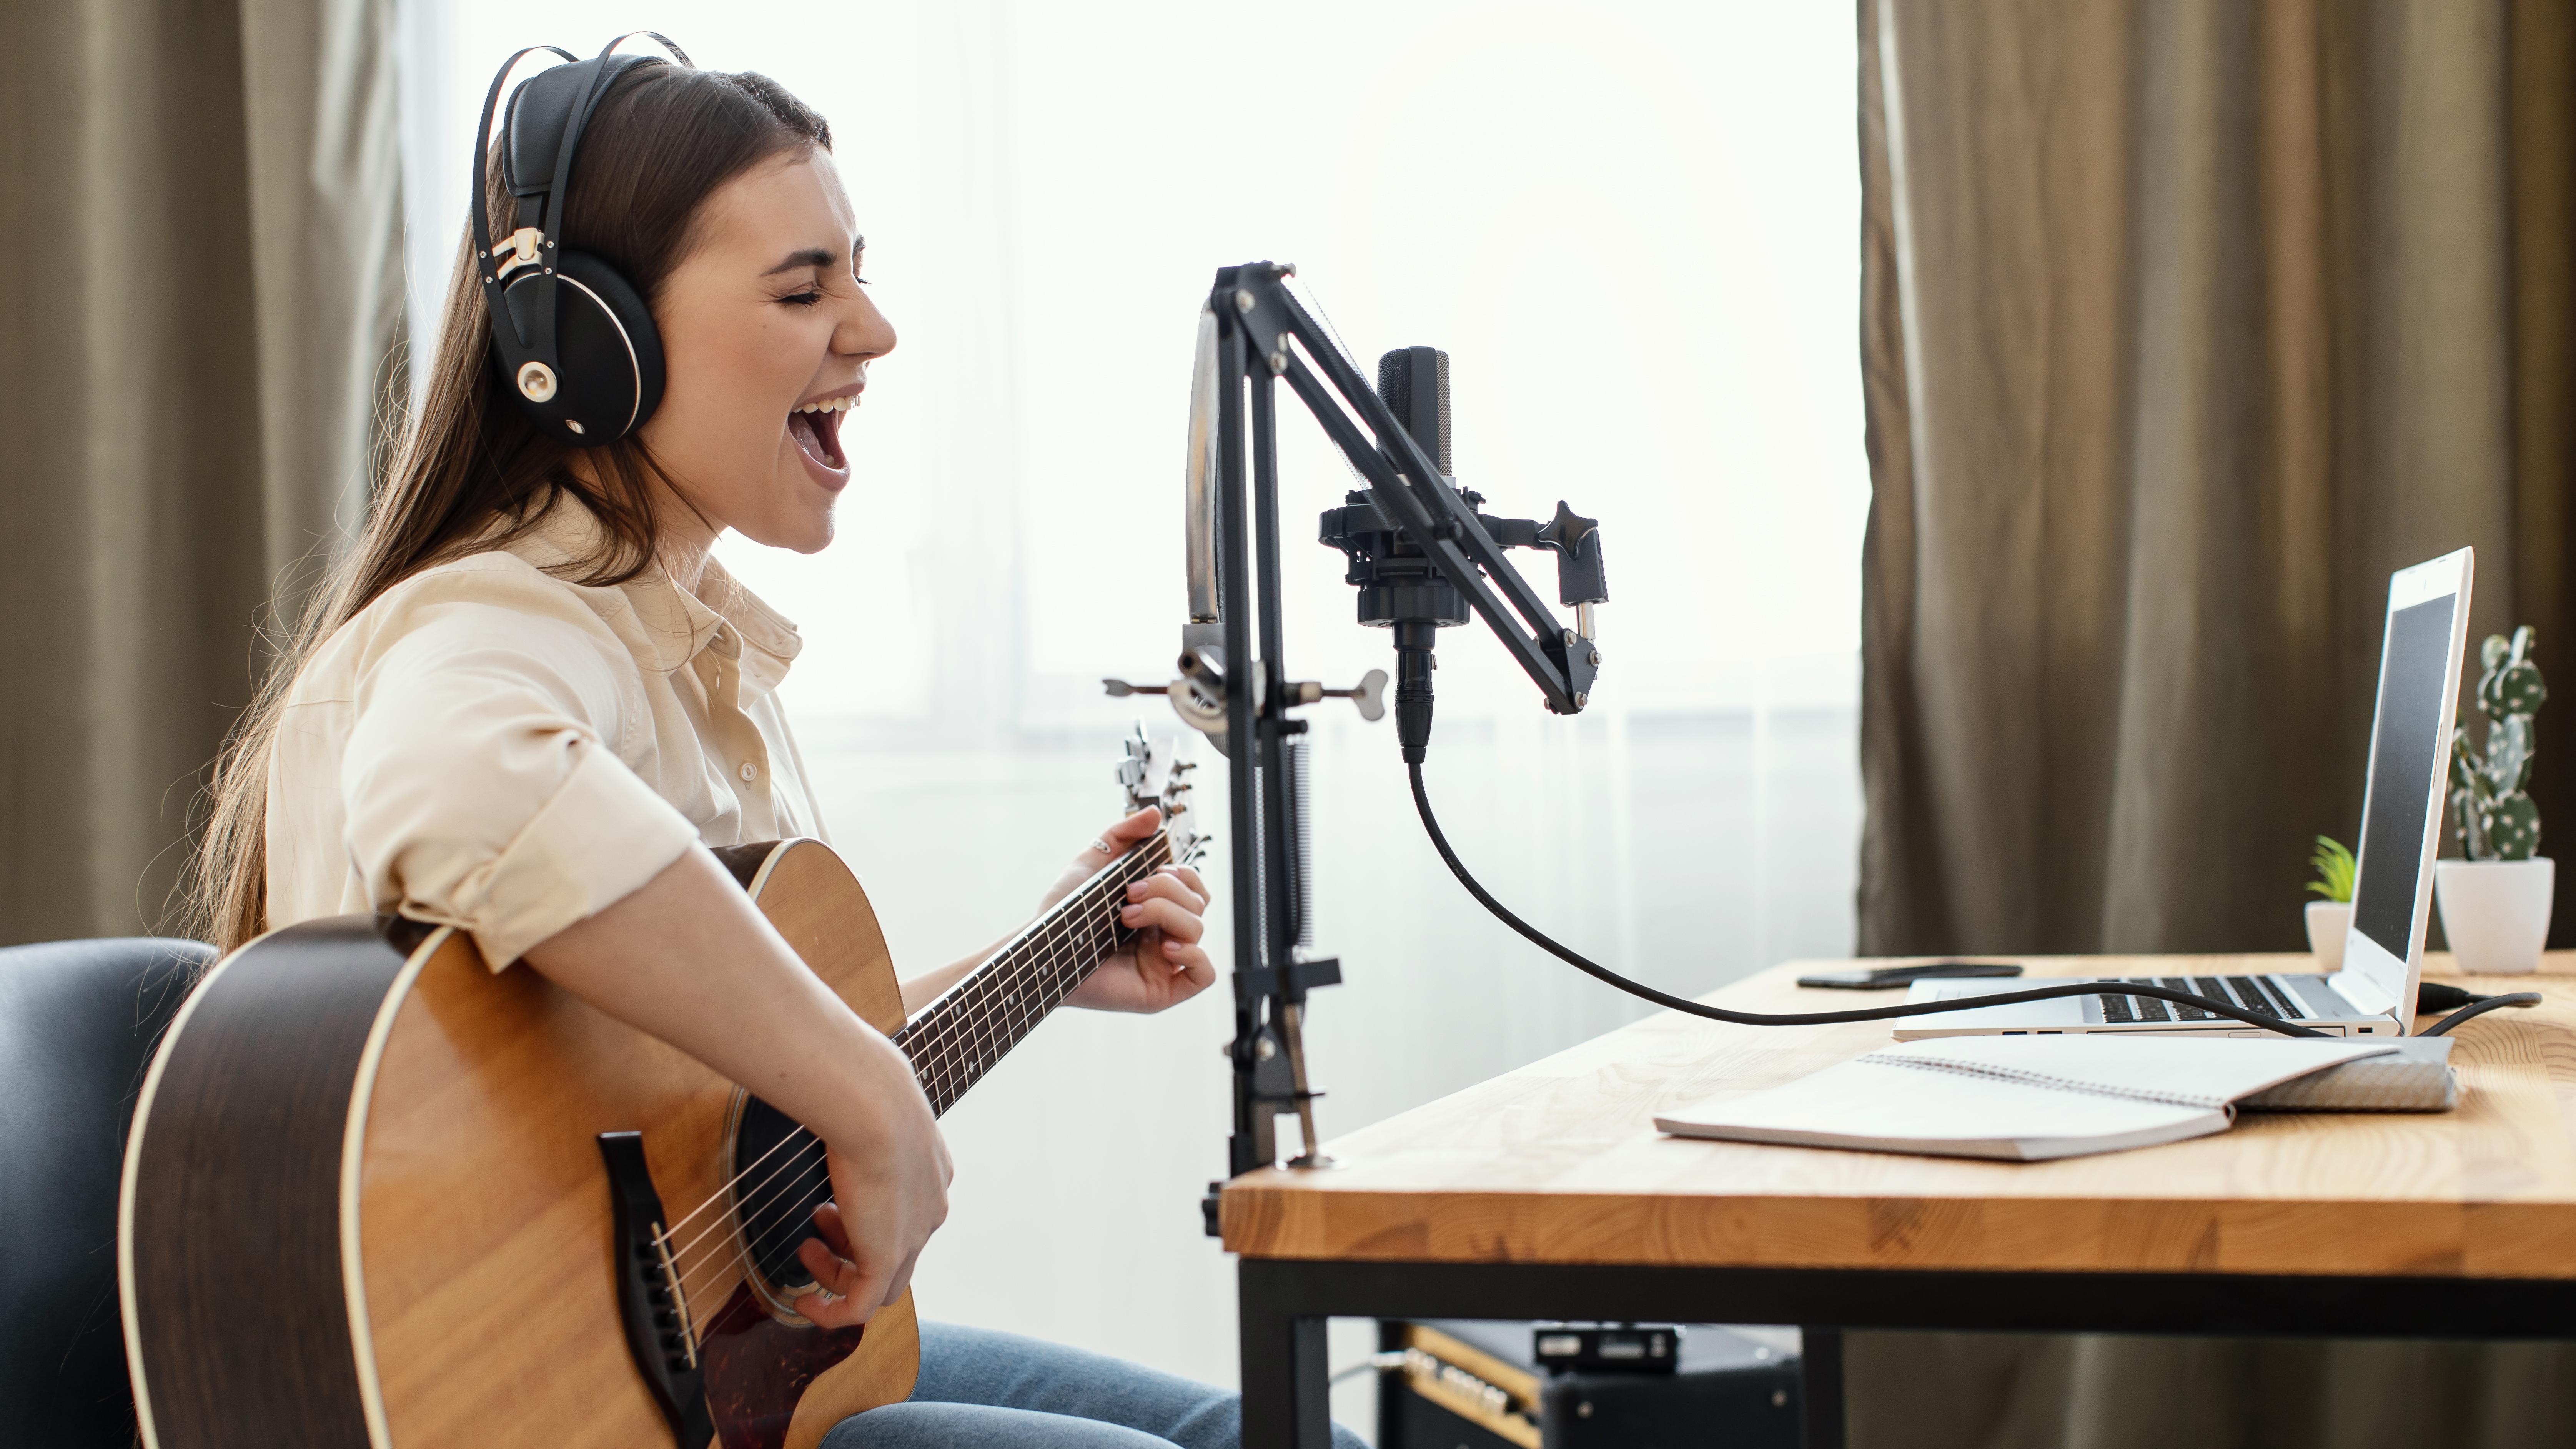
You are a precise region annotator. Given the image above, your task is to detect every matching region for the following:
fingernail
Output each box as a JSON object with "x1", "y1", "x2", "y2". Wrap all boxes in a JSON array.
[{"x1": 1122, "y1": 905, "x2": 1142, "y2": 920}]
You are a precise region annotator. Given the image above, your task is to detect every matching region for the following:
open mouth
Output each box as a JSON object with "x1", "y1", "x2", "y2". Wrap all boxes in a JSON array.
[{"x1": 787, "y1": 391, "x2": 854, "y2": 473}]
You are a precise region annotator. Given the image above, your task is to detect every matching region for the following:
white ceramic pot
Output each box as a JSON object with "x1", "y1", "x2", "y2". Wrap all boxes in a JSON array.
[
  {"x1": 2433, "y1": 857, "x2": 2556, "y2": 975},
  {"x1": 2305, "y1": 900, "x2": 2351, "y2": 972}
]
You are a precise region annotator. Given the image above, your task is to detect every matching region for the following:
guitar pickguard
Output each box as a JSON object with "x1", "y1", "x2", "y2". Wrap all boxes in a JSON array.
[
  {"x1": 602, "y1": 1127, "x2": 869, "y2": 1449},
  {"x1": 702, "y1": 1282, "x2": 867, "y2": 1449}
]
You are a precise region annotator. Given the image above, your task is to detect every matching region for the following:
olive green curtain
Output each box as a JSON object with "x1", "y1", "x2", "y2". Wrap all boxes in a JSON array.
[
  {"x1": 0, "y1": 0, "x2": 403, "y2": 946},
  {"x1": 1855, "y1": 2, "x2": 2576, "y2": 1445},
  {"x1": 1858, "y1": 0, "x2": 2576, "y2": 957}
]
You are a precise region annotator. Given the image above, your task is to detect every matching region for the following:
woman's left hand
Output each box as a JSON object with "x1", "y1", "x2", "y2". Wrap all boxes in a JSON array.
[{"x1": 1053, "y1": 807, "x2": 1216, "y2": 1014}]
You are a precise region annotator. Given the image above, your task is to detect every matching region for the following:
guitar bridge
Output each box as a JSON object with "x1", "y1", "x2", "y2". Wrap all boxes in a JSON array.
[{"x1": 599, "y1": 1131, "x2": 715, "y2": 1446}]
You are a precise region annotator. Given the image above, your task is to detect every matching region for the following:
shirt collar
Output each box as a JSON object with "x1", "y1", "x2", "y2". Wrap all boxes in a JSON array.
[
  {"x1": 692, "y1": 553, "x2": 803, "y2": 699},
  {"x1": 505, "y1": 491, "x2": 804, "y2": 693}
]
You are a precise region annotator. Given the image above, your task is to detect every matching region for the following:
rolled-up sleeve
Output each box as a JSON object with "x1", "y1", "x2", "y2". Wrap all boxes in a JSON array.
[{"x1": 339, "y1": 574, "x2": 699, "y2": 969}]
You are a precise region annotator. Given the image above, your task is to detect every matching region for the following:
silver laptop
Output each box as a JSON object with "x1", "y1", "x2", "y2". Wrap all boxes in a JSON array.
[{"x1": 1895, "y1": 548, "x2": 2474, "y2": 1041}]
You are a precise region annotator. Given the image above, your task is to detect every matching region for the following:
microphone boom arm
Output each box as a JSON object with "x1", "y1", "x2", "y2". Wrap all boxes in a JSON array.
[{"x1": 1240, "y1": 278, "x2": 1600, "y2": 712}]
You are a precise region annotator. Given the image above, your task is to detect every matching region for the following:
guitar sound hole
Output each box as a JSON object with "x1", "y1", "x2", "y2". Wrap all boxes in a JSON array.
[{"x1": 731, "y1": 1095, "x2": 832, "y2": 1313}]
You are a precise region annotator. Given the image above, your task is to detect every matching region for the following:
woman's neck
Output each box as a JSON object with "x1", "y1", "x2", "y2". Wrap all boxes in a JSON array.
[
  {"x1": 657, "y1": 527, "x2": 717, "y2": 596},
  {"x1": 566, "y1": 456, "x2": 721, "y2": 596}
]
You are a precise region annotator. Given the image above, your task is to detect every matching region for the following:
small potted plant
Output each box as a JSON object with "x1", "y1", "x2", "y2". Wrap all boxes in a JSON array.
[
  {"x1": 2306, "y1": 836, "x2": 2356, "y2": 971},
  {"x1": 2435, "y1": 626, "x2": 2553, "y2": 974}
]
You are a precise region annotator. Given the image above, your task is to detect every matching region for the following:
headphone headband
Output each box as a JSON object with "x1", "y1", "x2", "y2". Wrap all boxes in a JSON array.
[
  {"x1": 471, "y1": 33, "x2": 691, "y2": 445},
  {"x1": 469, "y1": 43, "x2": 575, "y2": 356}
]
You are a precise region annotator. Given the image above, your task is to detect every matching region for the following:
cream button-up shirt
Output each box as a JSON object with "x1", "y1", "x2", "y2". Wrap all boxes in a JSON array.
[{"x1": 265, "y1": 496, "x2": 825, "y2": 968}]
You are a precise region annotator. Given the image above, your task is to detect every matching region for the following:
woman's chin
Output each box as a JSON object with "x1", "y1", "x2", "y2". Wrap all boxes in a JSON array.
[
  {"x1": 777, "y1": 509, "x2": 838, "y2": 555},
  {"x1": 736, "y1": 493, "x2": 838, "y2": 555},
  {"x1": 796, "y1": 509, "x2": 837, "y2": 554}
]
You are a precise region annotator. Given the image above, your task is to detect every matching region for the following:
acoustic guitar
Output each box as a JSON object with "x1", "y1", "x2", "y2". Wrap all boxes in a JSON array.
[{"x1": 119, "y1": 733, "x2": 1198, "y2": 1449}]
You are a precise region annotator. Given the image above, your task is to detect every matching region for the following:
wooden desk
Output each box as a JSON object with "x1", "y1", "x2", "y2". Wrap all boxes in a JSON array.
[{"x1": 1221, "y1": 953, "x2": 2576, "y2": 1449}]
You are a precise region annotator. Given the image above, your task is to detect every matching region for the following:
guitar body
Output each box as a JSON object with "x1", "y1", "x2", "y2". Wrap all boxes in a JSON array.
[{"x1": 120, "y1": 839, "x2": 919, "y2": 1449}]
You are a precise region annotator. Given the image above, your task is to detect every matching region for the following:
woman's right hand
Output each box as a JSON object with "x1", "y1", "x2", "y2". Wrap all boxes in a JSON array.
[
  {"x1": 794, "y1": 1115, "x2": 953, "y2": 1327},
  {"x1": 517, "y1": 844, "x2": 958, "y2": 1330}
]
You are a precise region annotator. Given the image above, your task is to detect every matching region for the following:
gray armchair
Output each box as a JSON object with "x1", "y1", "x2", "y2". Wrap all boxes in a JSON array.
[{"x1": 0, "y1": 937, "x2": 213, "y2": 1448}]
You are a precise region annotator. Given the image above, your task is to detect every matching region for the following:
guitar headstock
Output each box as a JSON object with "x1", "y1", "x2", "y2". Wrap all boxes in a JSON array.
[{"x1": 1118, "y1": 724, "x2": 1205, "y2": 865}]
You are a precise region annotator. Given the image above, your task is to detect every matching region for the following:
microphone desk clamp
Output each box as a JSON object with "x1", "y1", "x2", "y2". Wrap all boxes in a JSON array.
[{"x1": 1104, "y1": 262, "x2": 1607, "y2": 1231}]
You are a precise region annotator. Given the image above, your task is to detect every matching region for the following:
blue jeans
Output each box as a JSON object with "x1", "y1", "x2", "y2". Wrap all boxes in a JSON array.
[{"x1": 821, "y1": 1321, "x2": 1366, "y2": 1449}]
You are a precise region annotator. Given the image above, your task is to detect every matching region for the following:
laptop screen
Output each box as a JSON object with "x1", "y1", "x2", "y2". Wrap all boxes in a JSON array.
[{"x1": 2351, "y1": 594, "x2": 2460, "y2": 962}]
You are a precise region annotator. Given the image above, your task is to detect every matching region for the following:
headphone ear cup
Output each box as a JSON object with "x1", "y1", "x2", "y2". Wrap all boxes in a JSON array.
[{"x1": 491, "y1": 249, "x2": 665, "y2": 446}]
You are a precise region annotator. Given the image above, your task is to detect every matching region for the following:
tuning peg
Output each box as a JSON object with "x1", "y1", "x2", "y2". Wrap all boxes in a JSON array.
[
  {"x1": 1321, "y1": 668, "x2": 1388, "y2": 722},
  {"x1": 1282, "y1": 668, "x2": 1386, "y2": 722},
  {"x1": 1105, "y1": 677, "x2": 1181, "y2": 699}
]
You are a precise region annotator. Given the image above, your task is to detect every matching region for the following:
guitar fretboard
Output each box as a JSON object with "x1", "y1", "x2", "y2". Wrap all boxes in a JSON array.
[{"x1": 889, "y1": 832, "x2": 1174, "y2": 1116}]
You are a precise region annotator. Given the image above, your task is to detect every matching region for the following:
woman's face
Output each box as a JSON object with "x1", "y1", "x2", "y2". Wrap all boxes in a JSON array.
[{"x1": 639, "y1": 148, "x2": 894, "y2": 555}]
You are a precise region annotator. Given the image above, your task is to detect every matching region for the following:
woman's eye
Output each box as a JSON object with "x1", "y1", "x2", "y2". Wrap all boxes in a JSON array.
[{"x1": 780, "y1": 288, "x2": 825, "y2": 307}]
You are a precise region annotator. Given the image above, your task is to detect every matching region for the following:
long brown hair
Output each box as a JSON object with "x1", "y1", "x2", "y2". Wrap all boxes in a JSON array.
[{"x1": 184, "y1": 61, "x2": 832, "y2": 952}]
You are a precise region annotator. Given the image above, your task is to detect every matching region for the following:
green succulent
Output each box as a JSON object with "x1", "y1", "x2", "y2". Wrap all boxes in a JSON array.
[
  {"x1": 2452, "y1": 625, "x2": 2546, "y2": 861},
  {"x1": 2308, "y1": 835, "x2": 2357, "y2": 903}
]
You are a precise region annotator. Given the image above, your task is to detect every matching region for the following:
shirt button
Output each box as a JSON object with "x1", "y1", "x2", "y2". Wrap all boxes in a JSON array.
[{"x1": 739, "y1": 762, "x2": 759, "y2": 784}]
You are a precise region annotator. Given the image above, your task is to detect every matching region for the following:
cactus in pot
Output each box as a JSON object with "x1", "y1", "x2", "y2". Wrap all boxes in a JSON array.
[
  {"x1": 2451, "y1": 627, "x2": 2546, "y2": 861},
  {"x1": 2436, "y1": 626, "x2": 2553, "y2": 974}
]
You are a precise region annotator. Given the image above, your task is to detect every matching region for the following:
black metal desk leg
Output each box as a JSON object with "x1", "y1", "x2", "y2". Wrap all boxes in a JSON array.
[
  {"x1": 1799, "y1": 1326, "x2": 1845, "y2": 1449},
  {"x1": 1238, "y1": 1263, "x2": 1332, "y2": 1449}
]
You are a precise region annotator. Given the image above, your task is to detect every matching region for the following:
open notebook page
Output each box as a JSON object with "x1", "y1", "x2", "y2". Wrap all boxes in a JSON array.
[{"x1": 1656, "y1": 1035, "x2": 2394, "y2": 1161}]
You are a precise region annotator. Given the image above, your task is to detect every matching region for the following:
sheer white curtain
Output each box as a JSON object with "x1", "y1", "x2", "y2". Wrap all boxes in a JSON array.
[{"x1": 399, "y1": 0, "x2": 1862, "y2": 1408}]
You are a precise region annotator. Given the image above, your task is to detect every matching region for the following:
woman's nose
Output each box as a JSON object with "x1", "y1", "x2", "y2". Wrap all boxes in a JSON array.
[{"x1": 837, "y1": 290, "x2": 896, "y2": 362}]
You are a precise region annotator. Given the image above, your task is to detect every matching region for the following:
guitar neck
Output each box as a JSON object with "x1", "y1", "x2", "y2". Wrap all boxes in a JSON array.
[{"x1": 889, "y1": 831, "x2": 1173, "y2": 1115}]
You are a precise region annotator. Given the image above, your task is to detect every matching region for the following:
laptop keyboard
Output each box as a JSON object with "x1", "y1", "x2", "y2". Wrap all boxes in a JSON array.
[{"x1": 2093, "y1": 975, "x2": 2310, "y2": 1023}]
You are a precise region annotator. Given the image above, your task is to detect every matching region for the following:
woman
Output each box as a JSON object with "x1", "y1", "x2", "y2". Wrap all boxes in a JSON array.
[{"x1": 188, "y1": 54, "x2": 1360, "y2": 1449}]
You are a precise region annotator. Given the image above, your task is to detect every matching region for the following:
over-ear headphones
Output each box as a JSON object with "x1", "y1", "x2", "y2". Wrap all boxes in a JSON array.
[{"x1": 471, "y1": 33, "x2": 690, "y2": 448}]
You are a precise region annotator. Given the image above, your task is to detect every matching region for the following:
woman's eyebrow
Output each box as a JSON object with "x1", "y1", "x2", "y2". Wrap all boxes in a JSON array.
[{"x1": 763, "y1": 247, "x2": 840, "y2": 276}]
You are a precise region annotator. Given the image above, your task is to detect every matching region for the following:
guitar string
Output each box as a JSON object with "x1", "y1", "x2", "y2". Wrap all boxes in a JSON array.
[
  {"x1": 657, "y1": 837, "x2": 1172, "y2": 1294},
  {"x1": 653, "y1": 1103, "x2": 824, "y2": 1246},
  {"x1": 886, "y1": 839, "x2": 1169, "y2": 1122},
  {"x1": 664, "y1": 846, "x2": 1162, "y2": 1302},
  {"x1": 661, "y1": 1130, "x2": 830, "y2": 1273},
  {"x1": 667, "y1": 1141, "x2": 832, "y2": 1304},
  {"x1": 889, "y1": 835, "x2": 1171, "y2": 1114}
]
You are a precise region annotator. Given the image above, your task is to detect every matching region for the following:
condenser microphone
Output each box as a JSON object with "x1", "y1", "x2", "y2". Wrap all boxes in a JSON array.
[
  {"x1": 1375, "y1": 346, "x2": 1452, "y2": 478},
  {"x1": 1370, "y1": 346, "x2": 1457, "y2": 763}
]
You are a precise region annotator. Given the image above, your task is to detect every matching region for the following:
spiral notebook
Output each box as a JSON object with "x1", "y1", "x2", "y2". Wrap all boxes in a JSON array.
[{"x1": 1653, "y1": 1036, "x2": 2405, "y2": 1161}]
